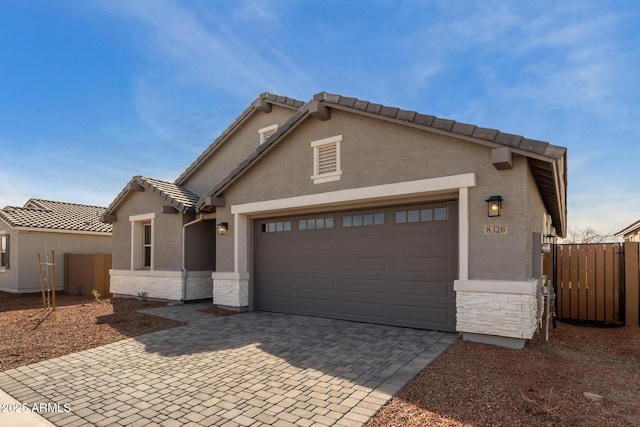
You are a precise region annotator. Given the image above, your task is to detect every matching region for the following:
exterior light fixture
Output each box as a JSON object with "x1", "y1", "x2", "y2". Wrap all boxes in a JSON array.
[
  {"x1": 217, "y1": 222, "x2": 228, "y2": 235},
  {"x1": 485, "y1": 195, "x2": 503, "y2": 217}
]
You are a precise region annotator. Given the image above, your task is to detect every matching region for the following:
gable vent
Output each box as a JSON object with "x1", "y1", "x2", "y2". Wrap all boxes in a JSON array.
[
  {"x1": 310, "y1": 135, "x2": 343, "y2": 184},
  {"x1": 259, "y1": 124, "x2": 278, "y2": 144},
  {"x1": 317, "y1": 144, "x2": 338, "y2": 174}
]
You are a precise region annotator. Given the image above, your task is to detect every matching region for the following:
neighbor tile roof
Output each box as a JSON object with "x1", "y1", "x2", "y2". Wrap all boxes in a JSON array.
[
  {"x1": 136, "y1": 176, "x2": 200, "y2": 212},
  {"x1": 0, "y1": 199, "x2": 112, "y2": 233},
  {"x1": 103, "y1": 176, "x2": 200, "y2": 217}
]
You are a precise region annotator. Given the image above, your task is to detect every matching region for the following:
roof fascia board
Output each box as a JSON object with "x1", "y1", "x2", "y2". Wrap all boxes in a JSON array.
[
  {"x1": 615, "y1": 221, "x2": 640, "y2": 237},
  {"x1": 13, "y1": 227, "x2": 112, "y2": 236}
]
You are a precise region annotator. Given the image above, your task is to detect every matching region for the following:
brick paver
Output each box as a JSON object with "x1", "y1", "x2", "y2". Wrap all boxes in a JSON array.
[{"x1": 0, "y1": 303, "x2": 456, "y2": 426}]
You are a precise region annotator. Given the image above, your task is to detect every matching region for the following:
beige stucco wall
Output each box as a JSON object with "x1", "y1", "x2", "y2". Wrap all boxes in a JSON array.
[
  {"x1": 181, "y1": 104, "x2": 299, "y2": 196},
  {"x1": 213, "y1": 108, "x2": 546, "y2": 282},
  {"x1": 0, "y1": 228, "x2": 111, "y2": 293},
  {"x1": 110, "y1": 189, "x2": 185, "y2": 271}
]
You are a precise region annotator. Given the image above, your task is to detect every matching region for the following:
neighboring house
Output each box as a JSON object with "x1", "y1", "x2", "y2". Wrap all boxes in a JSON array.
[
  {"x1": 102, "y1": 92, "x2": 567, "y2": 349},
  {"x1": 0, "y1": 199, "x2": 112, "y2": 293},
  {"x1": 615, "y1": 220, "x2": 640, "y2": 242}
]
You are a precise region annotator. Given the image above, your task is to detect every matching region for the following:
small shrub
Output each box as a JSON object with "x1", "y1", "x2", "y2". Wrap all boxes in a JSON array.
[
  {"x1": 91, "y1": 289, "x2": 102, "y2": 302},
  {"x1": 137, "y1": 291, "x2": 148, "y2": 301}
]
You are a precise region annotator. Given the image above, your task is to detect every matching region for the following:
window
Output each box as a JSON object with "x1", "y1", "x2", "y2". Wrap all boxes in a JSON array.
[
  {"x1": 143, "y1": 223, "x2": 152, "y2": 268},
  {"x1": 299, "y1": 217, "x2": 334, "y2": 231},
  {"x1": 0, "y1": 234, "x2": 9, "y2": 270},
  {"x1": 342, "y1": 213, "x2": 384, "y2": 227},
  {"x1": 259, "y1": 124, "x2": 278, "y2": 144},
  {"x1": 261, "y1": 221, "x2": 292, "y2": 233},
  {"x1": 395, "y1": 207, "x2": 447, "y2": 224},
  {"x1": 310, "y1": 135, "x2": 342, "y2": 184},
  {"x1": 130, "y1": 213, "x2": 156, "y2": 270}
]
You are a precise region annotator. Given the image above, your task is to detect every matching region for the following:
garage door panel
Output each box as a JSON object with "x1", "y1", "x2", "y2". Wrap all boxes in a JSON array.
[
  {"x1": 297, "y1": 236, "x2": 337, "y2": 252},
  {"x1": 393, "y1": 231, "x2": 450, "y2": 250},
  {"x1": 393, "y1": 305, "x2": 452, "y2": 328},
  {"x1": 393, "y1": 280, "x2": 451, "y2": 298},
  {"x1": 339, "y1": 300, "x2": 387, "y2": 320},
  {"x1": 339, "y1": 234, "x2": 386, "y2": 250},
  {"x1": 292, "y1": 257, "x2": 336, "y2": 271},
  {"x1": 296, "y1": 297, "x2": 336, "y2": 314},
  {"x1": 393, "y1": 256, "x2": 453, "y2": 273},
  {"x1": 340, "y1": 278, "x2": 386, "y2": 294},
  {"x1": 296, "y1": 275, "x2": 336, "y2": 290},
  {"x1": 255, "y1": 201, "x2": 457, "y2": 331},
  {"x1": 341, "y1": 257, "x2": 387, "y2": 272}
]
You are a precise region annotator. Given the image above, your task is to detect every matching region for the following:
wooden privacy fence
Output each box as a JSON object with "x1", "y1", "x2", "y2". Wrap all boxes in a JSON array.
[
  {"x1": 63, "y1": 253, "x2": 112, "y2": 297},
  {"x1": 545, "y1": 243, "x2": 623, "y2": 324}
]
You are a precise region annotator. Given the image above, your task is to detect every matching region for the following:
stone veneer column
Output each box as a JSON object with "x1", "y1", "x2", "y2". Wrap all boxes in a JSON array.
[
  {"x1": 454, "y1": 279, "x2": 539, "y2": 349},
  {"x1": 211, "y1": 272, "x2": 249, "y2": 309}
]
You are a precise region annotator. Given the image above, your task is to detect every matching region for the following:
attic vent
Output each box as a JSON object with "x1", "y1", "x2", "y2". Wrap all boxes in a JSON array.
[
  {"x1": 259, "y1": 124, "x2": 278, "y2": 144},
  {"x1": 310, "y1": 135, "x2": 342, "y2": 184}
]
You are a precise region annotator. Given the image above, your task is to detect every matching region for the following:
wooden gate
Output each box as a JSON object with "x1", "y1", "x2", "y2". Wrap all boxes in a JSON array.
[{"x1": 544, "y1": 243, "x2": 624, "y2": 324}]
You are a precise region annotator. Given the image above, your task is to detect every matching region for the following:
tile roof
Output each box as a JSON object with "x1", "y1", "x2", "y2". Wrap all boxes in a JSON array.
[
  {"x1": 198, "y1": 92, "x2": 567, "y2": 237},
  {"x1": 103, "y1": 176, "x2": 200, "y2": 218},
  {"x1": 175, "y1": 92, "x2": 305, "y2": 185},
  {"x1": 313, "y1": 92, "x2": 566, "y2": 159},
  {"x1": 136, "y1": 176, "x2": 200, "y2": 212},
  {"x1": 0, "y1": 199, "x2": 112, "y2": 233}
]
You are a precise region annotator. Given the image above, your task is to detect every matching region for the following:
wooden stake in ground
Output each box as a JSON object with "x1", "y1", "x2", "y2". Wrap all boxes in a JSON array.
[
  {"x1": 37, "y1": 252, "x2": 46, "y2": 310},
  {"x1": 51, "y1": 249, "x2": 56, "y2": 311}
]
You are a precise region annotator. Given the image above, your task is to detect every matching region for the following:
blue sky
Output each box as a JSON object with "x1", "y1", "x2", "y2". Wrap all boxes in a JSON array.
[{"x1": 1, "y1": 0, "x2": 639, "y2": 236}]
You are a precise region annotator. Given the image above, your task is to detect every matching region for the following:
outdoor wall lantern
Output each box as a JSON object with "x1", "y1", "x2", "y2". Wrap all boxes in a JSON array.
[
  {"x1": 217, "y1": 222, "x2": 229, "y2": 235},
  {"x1": 485, "y1": 195, "x2": 503, "y2": 217}
]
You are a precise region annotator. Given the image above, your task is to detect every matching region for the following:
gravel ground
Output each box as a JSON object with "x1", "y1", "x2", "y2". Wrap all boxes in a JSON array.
[
  {"x1": 0, "y1": 291, "x2": 184, "y2": 372},
  {"x1": 367, "y1": 322, "x2": 640, "y2": 427},
  {"x1": 2, "y1": 291, "x2": 638, "y2": 426}
]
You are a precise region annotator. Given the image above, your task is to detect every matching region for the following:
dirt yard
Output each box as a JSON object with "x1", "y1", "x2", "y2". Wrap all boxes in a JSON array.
[
  {"x1": 1, "y1": 292, "x2": 639, "y2": 426},
  {"x1": 368, "y1": 322, "x2": 640, "y2": 427},
  {"x1": 0, "y1": 291, "x2": 184, "y2": 372}
]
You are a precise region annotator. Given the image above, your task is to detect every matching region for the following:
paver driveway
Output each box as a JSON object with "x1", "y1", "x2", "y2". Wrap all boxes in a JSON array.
[{"x1": 0, "y1": 303, "x2": 456, "y2": 426}]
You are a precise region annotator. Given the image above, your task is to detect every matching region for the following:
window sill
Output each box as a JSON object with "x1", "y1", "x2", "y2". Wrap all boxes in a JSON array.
[
  {"x1": 0, "y1": 267, "x2": 6, "y2": 273},
  {"x1": 311, "y1": 171, "x2": 342, "y2": 184}
]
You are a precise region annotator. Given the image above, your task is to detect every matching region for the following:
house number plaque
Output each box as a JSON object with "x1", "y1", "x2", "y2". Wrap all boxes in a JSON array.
[{"x1": 484, "y1": 224, "x2": 507, "y2": 234}]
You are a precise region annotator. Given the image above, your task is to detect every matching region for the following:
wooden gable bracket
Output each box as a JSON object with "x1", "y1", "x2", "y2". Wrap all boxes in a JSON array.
[
  {"x1": 491, "y1": 147, "x2": 513, "y2": 170},
  {"x1": 308, "y1": 100, "x2": 331, "y2": 121}
]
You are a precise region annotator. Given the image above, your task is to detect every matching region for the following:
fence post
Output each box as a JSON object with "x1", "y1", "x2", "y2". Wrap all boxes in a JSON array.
[{"x1": 624, "y1": 242, "x2": 639, "y2": 326}]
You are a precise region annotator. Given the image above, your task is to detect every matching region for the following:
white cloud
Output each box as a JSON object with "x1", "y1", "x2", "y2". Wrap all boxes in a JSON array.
[{"x1": 98, "y1": 0, "x2": 310, "y2": 97}]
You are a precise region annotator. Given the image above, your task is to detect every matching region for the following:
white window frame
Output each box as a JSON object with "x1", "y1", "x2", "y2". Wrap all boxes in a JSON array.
[
  {"x1": 0, "y1": 232, "x2": 8, "y2": 272},
  {"x1": 259, "y1": 124, "x2": 278, "y2": 144},
  {"x1": 310, "y1": 135, "x2": 342, "y2": 184},
  {"x1": 130, "y1": 213, "x2": 156, "y2": 270}
]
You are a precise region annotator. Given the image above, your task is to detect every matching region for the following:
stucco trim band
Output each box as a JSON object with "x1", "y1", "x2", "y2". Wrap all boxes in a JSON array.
[
  {"x1": 453, "y1": 279, "x2": 537, "y2": 294},
  {"x1": 231, "y1": 173, "x2": 476, "y2": 215}
]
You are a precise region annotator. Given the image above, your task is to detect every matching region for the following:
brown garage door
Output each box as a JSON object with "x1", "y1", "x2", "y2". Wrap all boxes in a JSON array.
[{"x1": 254, "y1": 201, "x2": 458, "y2": 331}]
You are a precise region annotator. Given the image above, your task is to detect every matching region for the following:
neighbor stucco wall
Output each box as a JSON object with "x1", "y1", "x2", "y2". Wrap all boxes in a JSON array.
[
  {"x1": 181, "y1": 104, "x2": 299, "y2": 196},
  {"x1": 10, "y1": 230, "x2": 111, "y2": 293},
  {"x1": 110, "y1": 189, "x2": 185, "y2": 271},
  {"x1": 214, "y1": 108, "x2": 539, "y2": 282}
]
